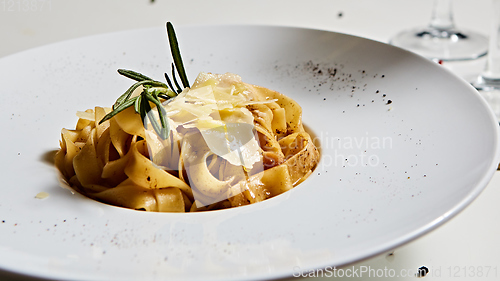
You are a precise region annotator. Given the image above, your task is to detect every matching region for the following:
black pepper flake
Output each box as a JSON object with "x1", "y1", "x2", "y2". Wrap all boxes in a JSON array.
[
  {"x1": 386, "y1": 100, "x2": 392, "y2": 105},
  {"x1": 323, "y1": 98, "x2": 326, "y2": 100},
  {"x1": 338, "y1": 12, "x2": 343, "y2": 18}
]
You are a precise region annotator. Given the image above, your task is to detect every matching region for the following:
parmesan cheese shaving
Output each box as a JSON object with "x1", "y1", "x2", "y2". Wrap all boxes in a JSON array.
[
  {"x1": 76, "y1": 111, "x2": 95, "y2": 121},
  {"x1": 35, "y1": 191, "x2": 49, "y2": 199},
  {"x1": 153, "y1": 72, "x2": 265, "y2": 169}
]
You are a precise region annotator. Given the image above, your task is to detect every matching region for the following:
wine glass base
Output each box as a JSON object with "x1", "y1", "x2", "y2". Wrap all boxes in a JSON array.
[
  {"x1": 477, "y1": 90, "x2": 500, "y2": 123},
  {"x1": 471, "y1": 76, "x2": 500, "y2": 91},
  {"x1": 390, "y1": 27, "x2": 488, "y2": 61},
  {"x1": 470, "y1": 76, "x2": 500, "y2": 123}
]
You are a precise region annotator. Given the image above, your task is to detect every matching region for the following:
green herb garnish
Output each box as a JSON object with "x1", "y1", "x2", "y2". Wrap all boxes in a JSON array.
[
  {"x1": 99, "y1": 22, "x2": 189, "y2": 140},
  {"x1": 167, "y1": 22, "x2": 190, "y2": 90}
]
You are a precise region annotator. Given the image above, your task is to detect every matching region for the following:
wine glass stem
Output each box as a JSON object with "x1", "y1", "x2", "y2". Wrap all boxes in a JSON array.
[
  {"x1": 483, "y1": 0, "x2": 500, "y2": 80},
  {"x1": 430, "y1": 0, "x2": 455, "y2": 30}
]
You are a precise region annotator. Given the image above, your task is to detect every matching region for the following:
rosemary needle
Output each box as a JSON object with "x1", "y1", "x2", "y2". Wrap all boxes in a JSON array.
[{"x1": 167, "y1": 22, "x2": 190, "y2": 89}]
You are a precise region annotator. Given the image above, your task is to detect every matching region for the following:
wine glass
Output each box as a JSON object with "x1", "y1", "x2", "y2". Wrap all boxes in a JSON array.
[
  {"x1": 390, "y1": 0, "x2": 488, "y2": 61},
  {"x1": 471, "y1": 0, "x2": 500, "y2": 120}
]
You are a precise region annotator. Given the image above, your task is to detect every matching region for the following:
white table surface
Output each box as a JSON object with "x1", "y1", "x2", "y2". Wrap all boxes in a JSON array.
[{"x1": 1, "y1": 0, "x2": 498, "y2": 280}]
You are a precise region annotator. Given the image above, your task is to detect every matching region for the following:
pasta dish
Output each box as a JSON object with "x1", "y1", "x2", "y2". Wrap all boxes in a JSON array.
[{"x1": 55, "y1": 23, "x2": 319, "y2": 212}]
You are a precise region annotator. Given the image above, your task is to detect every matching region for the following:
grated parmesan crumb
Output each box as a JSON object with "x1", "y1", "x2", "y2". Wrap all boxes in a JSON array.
[{"x1": 35, "y1": 192, "x2": 49, "y2": 199}]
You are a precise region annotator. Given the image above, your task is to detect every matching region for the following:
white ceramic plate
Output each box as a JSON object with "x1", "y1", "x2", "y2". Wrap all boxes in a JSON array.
[{"x1": 0, "y1": 25, "x2": 499, "y2": 281}]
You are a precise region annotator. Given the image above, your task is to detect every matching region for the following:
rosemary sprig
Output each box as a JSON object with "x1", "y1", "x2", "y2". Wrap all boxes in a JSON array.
[
  {"x1": 99, "y1": 22, "x2": 190, "y2": 140},
  {"x1": 98, "y1": 71, "x2": 174, "y2": 139}
]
